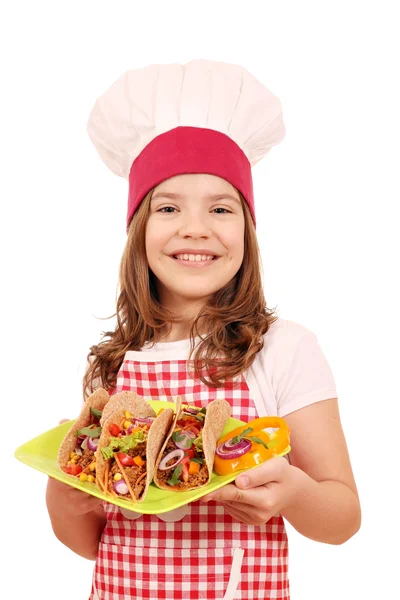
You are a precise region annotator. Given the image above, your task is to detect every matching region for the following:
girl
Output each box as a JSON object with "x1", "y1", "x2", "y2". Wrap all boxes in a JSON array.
[{"x1": 46, "y1": 59, "x2": 361, "y2": 600}]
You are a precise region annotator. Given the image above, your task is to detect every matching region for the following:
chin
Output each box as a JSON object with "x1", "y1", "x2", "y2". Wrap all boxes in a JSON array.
[
  {"x1": 174, "y1": 288, "x2": 217, "y2": 300},
  {"x1": 168, "y1": 283, "x2": 222, "y2": 302}
]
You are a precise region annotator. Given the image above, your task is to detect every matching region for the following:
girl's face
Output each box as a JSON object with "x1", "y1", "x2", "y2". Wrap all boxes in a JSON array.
[{"x1": 145, "y1": 173, "x2": 245, "y2": 312}]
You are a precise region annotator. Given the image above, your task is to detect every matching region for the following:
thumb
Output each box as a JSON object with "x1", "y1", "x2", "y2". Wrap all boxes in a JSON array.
[{"x1": 234, "y1": 457, "x2": 283, "y2": 489}]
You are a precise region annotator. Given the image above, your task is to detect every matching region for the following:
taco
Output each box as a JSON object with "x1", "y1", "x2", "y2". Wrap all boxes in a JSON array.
[
  {"x1": 96, "y1": 393, "x2": 179, "y2": 503},
  {"x1": 57, "y1": 388, "x2": 110, "y2": 481},
  {"x1": 153, "y1": 398, "x2": 231, "y2": 491},
  {"x1": 99, "y1": 390, "x2": 156, "y2": 426}
]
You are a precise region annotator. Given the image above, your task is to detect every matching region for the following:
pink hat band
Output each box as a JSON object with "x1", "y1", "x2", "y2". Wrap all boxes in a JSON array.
[{"x1": 127, "y1": 126, "x2": 255, "y2": 230}]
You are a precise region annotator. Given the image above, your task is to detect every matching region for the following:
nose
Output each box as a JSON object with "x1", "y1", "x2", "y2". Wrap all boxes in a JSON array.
[{"x1": 178, "y1": 211, "x2": 212, "y2": 239}]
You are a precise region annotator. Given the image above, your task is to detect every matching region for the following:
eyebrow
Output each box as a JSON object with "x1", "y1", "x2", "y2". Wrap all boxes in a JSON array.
[{"x1": 151, "y1": 192, "x2": 241, "y2": 205}]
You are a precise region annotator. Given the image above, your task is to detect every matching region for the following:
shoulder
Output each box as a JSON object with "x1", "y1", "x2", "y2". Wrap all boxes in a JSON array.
[
  {"x1": 262, "y1": 318, "x2": 316, "y2": 353},
  {"x1": 254, "y1": 317, "x2": 321, "y2": 378},
  {"x1": 255, "y1": 318, "x2": 337, "y2": 416},
  {"x1": 251, "y1": 318, "x2": 316, "y2": 377}
]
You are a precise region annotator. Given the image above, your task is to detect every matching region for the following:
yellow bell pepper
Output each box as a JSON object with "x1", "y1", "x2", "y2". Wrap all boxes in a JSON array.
[
  {"x1": 189, "y1": 461, "x2": 200, "y2": 475},
  {"x1": 133, "y1": 455, "x2": 145, "y2": 467},
  {"x1": 214, "y1": 417, "x2": 290, "y2": 476}
]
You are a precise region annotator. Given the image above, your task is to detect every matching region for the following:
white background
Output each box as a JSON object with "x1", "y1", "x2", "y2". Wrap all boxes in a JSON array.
[{"x1": 3, "y1": 1, "x2": 399, "y2": 598}]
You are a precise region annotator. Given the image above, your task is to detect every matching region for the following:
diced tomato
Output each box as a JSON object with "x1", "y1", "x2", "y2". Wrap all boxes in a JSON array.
[
  {"x1": 116, "y1": 452, "x2": 135, "y2": 466},
  {"x1": 186, "y1": 425, "x2": 200, "y2": 436},
  {"x1": 184, "y1": 447, "x2": 195, "y2": 459},
  {"x1": 181, "y1": 457, "x2": 190, "y2": 482},
  {"x1": 65, "y1": 464, "x2": 83, "y2": 476},
  {"x1": 177, "y1": 416, "x2": 198, "y2": 428},
  {"x1": 109, "y1": 423, "x2": 121, "y2": 436}
]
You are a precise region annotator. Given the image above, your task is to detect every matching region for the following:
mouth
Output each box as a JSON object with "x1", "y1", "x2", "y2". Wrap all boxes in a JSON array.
[
  {"x1": 169, "y1": 253, "x2": 219, "y2": 266},
  {"x1": 173, "y1": 253, "x2": 217, "y2": 262}
]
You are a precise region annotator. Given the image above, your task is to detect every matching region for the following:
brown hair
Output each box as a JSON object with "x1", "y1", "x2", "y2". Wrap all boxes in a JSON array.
[{"x1": 82, "y1": 188, "x2": 278, "y2": 399}]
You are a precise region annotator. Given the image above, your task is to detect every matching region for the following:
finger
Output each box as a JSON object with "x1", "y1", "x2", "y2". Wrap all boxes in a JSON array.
[
  {"x1": 235, "y1": 456, "x2": 287, "y2": 490},
  {"x1": 223, "y1": 505, "x2": 250, "y2": 523},
  {"x1": 222, "y1": 500, "x2": 265, "y2": 514},
  {"x1": 83, "y1": 495, "x2": 104, "y2": 511},
  {"x1": 223, "y1": 500, "x2": 277, "y2": 521},
  {"x1": 59, "y1": 419, "x2": 70, "y2": 424},
  {"x1": 203, "y1": 483, "x2": 260, "y2": 506},
  {"x1": 224, "y1": 505, "x2": 264, "y2": 526}
]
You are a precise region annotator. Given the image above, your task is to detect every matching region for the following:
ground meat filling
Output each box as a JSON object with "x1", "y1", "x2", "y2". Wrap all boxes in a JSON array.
[
  {"x1": 107, "y1": 442, "x2": 147, "y2": 499},
  {"x1": 76, "y1": 448, "x2": 95, "y2": 473},
  {"x1": 157, "y1": 436, "x2": 209, "y2": 489},
  {"x1": 74, "y1": 419, "x2": 101, "y2": 474}
]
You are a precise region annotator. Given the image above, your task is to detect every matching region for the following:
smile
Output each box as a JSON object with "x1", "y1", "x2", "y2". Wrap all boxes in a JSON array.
[
  {"x1": 174, "y1": 253, "x2": 216, "y2": 262},
  {"x1": 171, "y1": 253, "x2": 218, "y2": 267}
]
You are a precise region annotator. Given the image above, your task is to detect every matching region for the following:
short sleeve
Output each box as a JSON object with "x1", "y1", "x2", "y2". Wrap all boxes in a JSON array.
[{"x1": 272, "y1": 328, "x2": 338, "y2": 417}]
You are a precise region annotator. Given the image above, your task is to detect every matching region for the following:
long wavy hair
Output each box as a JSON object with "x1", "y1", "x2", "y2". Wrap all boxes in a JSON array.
[{"x1": 82, "y1": 187, "x2": 278, "y2": 399}]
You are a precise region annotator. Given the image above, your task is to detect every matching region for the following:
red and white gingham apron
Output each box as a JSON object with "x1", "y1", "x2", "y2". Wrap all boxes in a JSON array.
[{"x1": 90, "y1": 354, "x2": 290, "y2": 600}]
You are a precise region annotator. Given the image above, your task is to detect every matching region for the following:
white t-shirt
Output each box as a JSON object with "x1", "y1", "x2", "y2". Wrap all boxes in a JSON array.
[{"x1": 131, "y1": 318, "x2": 338, "y2": 418}]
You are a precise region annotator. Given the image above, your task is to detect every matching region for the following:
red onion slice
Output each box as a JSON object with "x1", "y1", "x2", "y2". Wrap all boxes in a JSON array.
[
  {"x1": 134, "y1": 417, "x2": 155, "y2": 428},
  {"x1": 113, "y1": 479, "x2": 129, "y2": 495},
  {"x1": 224, "y1": 438, "x2": 244, "y2": 449},
  {"x1": 173, "y1": 429, "x2": 196, "y2": 450},
  {"x1": 215, "y1": 438, "x2": 252, "y2": 460},
  {"x1": 76, "y1": 436, "x2": 87, "y2": 449},
  {"x1": 183, "y1": 407, "x2": 200, "y2": 415},
  {"x1": 158, "y1": 449, "x2": 185, "y2": 471},
  {"x1": 87, "y1": 437, "x2": 99, "y2": 452}
]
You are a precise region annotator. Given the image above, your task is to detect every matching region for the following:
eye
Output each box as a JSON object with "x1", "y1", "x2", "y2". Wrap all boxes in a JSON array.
[
  {"x1": 211, "y1": 207, "x2": 232, "y2": 214},
  {"x1": 157, "y1": 206, "x2": 177, "y2": 213}
]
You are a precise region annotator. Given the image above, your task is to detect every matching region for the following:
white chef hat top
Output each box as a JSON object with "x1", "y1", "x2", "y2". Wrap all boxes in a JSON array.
[{"x1": 87, "y1": 59, "x2": 285, "y2": 229}]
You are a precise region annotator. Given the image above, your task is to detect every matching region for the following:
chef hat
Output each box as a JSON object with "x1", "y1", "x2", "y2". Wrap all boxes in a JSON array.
[{"x1": 87, "y1": 59, "x2": 285, "y2": 230}]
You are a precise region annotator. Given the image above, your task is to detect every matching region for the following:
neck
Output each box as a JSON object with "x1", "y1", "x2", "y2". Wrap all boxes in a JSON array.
[
  {"x1": 156, "y1": 290, "x2": 209, "y2": 342},
  {"x1": 157, "y1": 305, "x2": 207, "y2": 343},
  {"x1": 158, "y1": 323, "x2": 193, "y2": 343}
]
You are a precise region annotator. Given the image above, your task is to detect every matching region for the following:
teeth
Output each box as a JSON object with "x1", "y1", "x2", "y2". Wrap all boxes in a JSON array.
[{"x1": 175, "y1": 254, "x2": 214, "y2": 262}]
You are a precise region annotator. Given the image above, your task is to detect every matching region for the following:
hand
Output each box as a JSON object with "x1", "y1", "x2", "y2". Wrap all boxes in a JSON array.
[
  {"x1": 46, "y1": 418, "x2": 104, "y2": 519},
  {"x1": 46, "y1": 477, "x2": 104, "y2": 518},
  {"x1": 202, "y1": 456, "x2": 302, "y2": 526}
]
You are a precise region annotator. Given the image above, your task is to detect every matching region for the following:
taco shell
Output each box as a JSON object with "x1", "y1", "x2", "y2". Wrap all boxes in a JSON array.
[
  {"x1": 153, "y1": 398, "x2": 231, "y2": 492},
  {"x1": 96, "y1": 395, "x2": 178, "y2": 503},
  {"x1": 100, "y1": 390, "x2": 156, "y2": 426},
  {"x1": 57, "y1": 388, "x2": 110, "y2": 471}
]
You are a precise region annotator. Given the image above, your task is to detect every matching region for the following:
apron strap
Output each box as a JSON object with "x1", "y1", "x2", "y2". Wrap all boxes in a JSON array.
[{"x1": 223, "y1": 547, "x2": 245, "y2": 600}]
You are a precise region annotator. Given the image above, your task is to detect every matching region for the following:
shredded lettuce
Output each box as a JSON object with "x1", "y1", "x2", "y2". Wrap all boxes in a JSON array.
[
  {"x1": 100, "y1": 430, "x2": 146, "y2": 460},
  {"x1": 101, "y1": 446, "x2": 115, "y2": 460},
  {"x1": 193, "y1": 431, "x2": 203, "y2": 453}
]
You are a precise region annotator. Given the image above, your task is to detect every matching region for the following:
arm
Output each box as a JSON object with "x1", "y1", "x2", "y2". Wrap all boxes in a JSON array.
[
  {"x1": 203, "y1": 398, "x2": 361, "y2": 545},
  {"x1": 46, "y1": 478, "x2": 107, "y2": 560},
  {"x1": 280, "y1": 398, "x2": 361, "y2": 544}
]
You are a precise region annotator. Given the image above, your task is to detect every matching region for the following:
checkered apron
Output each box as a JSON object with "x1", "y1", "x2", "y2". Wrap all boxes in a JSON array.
[{"x1": 90, "y1": 355, "x2": 290, "y2": 600}]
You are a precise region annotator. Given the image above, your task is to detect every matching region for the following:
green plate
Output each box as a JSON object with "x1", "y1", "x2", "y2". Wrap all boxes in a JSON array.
[{"x1": 14, "y1": 401, "x2": 290, "y2": 514}]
